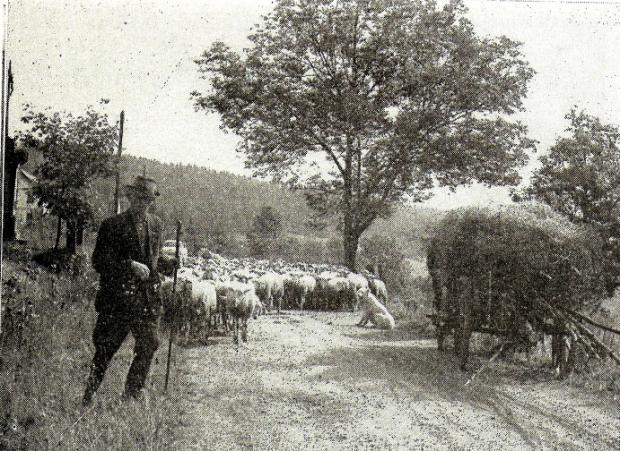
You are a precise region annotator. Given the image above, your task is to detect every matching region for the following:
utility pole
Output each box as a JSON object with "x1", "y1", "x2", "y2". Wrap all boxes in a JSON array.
[
  {"x1": 113, "y1": 110, "x2": 124, "y2": 215},
  {"x1": 2, "y1": 55, "x2": 27, "y2": 242}
]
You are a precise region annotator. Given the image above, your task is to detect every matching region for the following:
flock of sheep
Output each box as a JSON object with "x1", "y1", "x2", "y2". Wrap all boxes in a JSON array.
[{"x1": 160, "y1": 251, "x2": 395, "y2": 345}]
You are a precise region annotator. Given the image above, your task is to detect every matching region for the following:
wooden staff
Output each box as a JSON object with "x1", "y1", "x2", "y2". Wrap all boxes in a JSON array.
[
  {"x1": 113, "y1": 110, "x2": 124, "y2": 214},
  {"x1": 164, "y1": 220, "x2": 182, "y2": 392}
]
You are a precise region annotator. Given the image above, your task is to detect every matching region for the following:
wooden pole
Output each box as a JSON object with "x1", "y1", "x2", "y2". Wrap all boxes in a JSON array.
[
  {"x1": 113, "y1": 110, "x2": 124, "y2": 215},
  {"x1": 1, "y1": 49, "x2": 8, "y2": 248},
  {"x1": 0, "y1": 48, "x2": 6, "y2": 332},
  {"x1": 562, "y1": 307, "x2": 620, "y2": 336},
  {"x1": 465, "y1": 342, "x2": 510, "y2": 386},
  {"x1": 164, "y1": 220, "x2": 182, "y2": 392}
]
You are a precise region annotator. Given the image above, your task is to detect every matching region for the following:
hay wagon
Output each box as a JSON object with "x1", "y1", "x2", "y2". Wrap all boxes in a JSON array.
[{"x1": 426, "y1": 204, "x2": 613, "y2": 374}]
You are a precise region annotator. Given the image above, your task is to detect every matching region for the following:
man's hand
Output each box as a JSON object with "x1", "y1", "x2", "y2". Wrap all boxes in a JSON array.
[{"x1": 130, "y1": 260, "x2": 150, "y2": 281}]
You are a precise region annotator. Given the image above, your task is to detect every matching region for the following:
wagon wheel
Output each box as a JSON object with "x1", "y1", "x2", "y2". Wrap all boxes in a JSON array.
[
  {"x1": 455, "y1": 276, "x2": 474, "y2": 371},
  {"x1": 434, "y1": 315, "x2": 452, "y2": 352},
  {"x1": 453, "y1": 321, "x2": 465, "y2": 357}
]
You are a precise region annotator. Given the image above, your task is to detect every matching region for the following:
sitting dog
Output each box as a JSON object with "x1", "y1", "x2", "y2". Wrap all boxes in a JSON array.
[{"x1": 356, "y1": 288, "x2": 395, "y2": 330}]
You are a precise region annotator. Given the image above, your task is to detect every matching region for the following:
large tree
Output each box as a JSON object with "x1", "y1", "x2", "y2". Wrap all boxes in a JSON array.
[
  {"x1": 18, "y1": 102, "x2": 118, "y2": 252},
  {"x1": 514, "y1": 109, "x2": 620, "y2": 292},
  {"x1": 192, "y1": 0, "x2": 535, "y2": 269}
]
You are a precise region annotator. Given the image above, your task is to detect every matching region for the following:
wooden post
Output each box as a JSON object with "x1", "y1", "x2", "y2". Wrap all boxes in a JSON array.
[
  {"x1": 113, "y1": 111, "x2": 124, "y2": 215},
  {"x1": 1, "y1": 50, "x2": 5, "y2": 245}
]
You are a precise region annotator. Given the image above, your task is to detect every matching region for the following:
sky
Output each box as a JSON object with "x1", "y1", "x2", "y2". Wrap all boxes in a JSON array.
[{"x1": 4, "y1": 0, "x2": 620, "y2": 209}]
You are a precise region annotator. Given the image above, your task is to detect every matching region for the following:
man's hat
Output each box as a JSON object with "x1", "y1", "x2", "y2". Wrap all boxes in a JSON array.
[{"x1": 124, "y1": 176, "x2": 160, "y2": 199}]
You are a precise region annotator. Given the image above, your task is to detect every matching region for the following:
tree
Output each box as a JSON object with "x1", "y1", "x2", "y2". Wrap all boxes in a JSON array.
[
  {"x1": 247, "y1": 206, "x2": 283, "y2": 257},
  {"x1": 17, "y1": 102, "x2": 118, "y2": 252},
  {"x1": 516, "y1": 109, "x2": 620, "y2": 227},
  {"x1": 514, "y1": 109, "x2": 620, "y2": 293},
  {"x1": 192, "y1": 0, "x2": 535, "y2": 270}
]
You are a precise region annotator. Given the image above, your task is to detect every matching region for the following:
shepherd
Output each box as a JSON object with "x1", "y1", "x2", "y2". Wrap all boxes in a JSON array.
[{"x1": 82, "y1": 176, "x2": 165, "y2": 406}]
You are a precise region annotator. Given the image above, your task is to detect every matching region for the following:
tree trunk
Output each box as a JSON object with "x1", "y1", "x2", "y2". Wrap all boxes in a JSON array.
[
  {"x1": 342, "y1": 137, "x2": 356, "y2": 271},
  {"x1": 54, "y1": 216, "x2": 62, "y2": 250},
  {"x1": 343, "y1": 230, "x2": 360, "y2": 272},
  {"x1": 2, "y1": 138, "x2": 28, "y2": 242},
  {"x1": 66, "y1": 219, "x2": 76, "y2": 254},
  {"x1": 76, "y1": 218, "x2": 84, "y2": 247}
]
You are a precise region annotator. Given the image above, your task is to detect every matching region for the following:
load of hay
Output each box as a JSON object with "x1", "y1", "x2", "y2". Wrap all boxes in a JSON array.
[{"x1": 428, "y1": 202, "x2": 620, "y2": 366}]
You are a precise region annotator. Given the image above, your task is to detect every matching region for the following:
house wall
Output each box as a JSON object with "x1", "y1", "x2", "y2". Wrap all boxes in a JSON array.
[{"x1": 13, "y1": 171, "x2": 41, "y2": 239}]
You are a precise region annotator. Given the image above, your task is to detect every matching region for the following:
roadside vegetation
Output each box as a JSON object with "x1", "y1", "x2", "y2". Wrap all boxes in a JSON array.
[{"x1": 0, "y1": 247, "x2": 184, "y2": 450}]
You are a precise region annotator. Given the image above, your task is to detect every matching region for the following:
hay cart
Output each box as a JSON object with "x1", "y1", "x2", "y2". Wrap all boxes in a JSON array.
[
  {"x1": 427, "y1": 205, "x2": 620, "y2": 376},
  {"x1": 426, "y1": 269, "x2": 540, "y2": 371}
]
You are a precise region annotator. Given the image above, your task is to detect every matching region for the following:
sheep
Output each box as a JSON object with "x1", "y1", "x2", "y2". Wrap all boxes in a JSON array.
[
  {"x1": 356, "y1": 287, "x2": 395, "y2": 330},
  {"x1": 283, "y1": 274, "x2": 316, "y2": 310},
  {"x1": 219, "y1": 281, "x2": 261, "y2": 344},
  {"x1": 161, "y1": 276, "x2": 217, "y2": 343},
  {"x1": 368, "y1": 278, "x2": 388, "y2": 304},
  {"x1": 253, "y1": 272, "x2": 284, "y2": 313},
  {"x1": 313, "y1": 276, "x2": 355, "y2": 311}
]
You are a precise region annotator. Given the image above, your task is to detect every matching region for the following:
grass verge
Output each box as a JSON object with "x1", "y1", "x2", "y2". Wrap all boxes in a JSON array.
[{"x1": 1, "y1": 252, "x2": 186, "y2": 450}]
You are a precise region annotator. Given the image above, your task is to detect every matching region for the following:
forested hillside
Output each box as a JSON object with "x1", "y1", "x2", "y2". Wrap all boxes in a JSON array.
[
  {"x1": 366, "y1": 206, "x2": 443, "y2": 260},
  {"x1": 109, "y1": 155, "x2": 321, "y2": 234},
  {"x1": 23, "y1": 153, "x2": 328, "y2": 251},
  {"x1": 22, "y1": 151, "x2": 438, "y2": 262}
]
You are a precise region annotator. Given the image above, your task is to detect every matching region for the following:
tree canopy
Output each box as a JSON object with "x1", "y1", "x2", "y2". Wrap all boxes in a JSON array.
[
  {"x1": 17, "y1": 102, "x2": 118, "y2": 251},
  {"x1": 192, "y1": 0, "x2": 536, "y2": 269},
  {"x1": 516, "y1": 109, "x2": 620, "y2": 230},
  {"x1": 514, "y1": 109, "x2": 620, "y2": 293}
]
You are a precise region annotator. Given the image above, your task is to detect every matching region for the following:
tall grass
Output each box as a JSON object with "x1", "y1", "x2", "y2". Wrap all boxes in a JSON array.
[{"x1": 1, "y1": 253, "x2": 185, "y2": 450}]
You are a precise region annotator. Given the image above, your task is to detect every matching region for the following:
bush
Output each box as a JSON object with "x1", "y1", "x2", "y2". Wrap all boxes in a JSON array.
[{"x1": 32, "y1": 248, "x2": 90, "y2": 275}]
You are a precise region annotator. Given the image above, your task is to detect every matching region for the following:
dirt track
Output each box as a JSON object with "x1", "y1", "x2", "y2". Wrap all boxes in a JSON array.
[{"x1": 172, "y1": 312, "x2": 620, "y2": 450}]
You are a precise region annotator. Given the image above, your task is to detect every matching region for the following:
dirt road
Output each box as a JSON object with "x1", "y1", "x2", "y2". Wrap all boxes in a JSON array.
[{"x1": 172, "y1": 312, "x2": 620, "y2": 450}]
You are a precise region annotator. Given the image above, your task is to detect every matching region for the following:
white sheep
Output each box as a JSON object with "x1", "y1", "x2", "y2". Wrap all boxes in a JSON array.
[
  {"x1": 253, "y1": 272, "x2": 284, "y2": 313},
  {"x1": 220, "y1": 281, "x2": 261, "y2": 344},
  {"x1": 161, "y1": 276, "x2": 217, "y2": 342}
]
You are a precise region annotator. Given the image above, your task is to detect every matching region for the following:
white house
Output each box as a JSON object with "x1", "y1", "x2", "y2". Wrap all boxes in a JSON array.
[{"x1": 13, "y1": 168, "x2": 45, "y2": 238}]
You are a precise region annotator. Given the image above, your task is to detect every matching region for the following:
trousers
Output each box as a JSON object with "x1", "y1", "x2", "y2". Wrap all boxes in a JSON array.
[{"x1": 83, "y1": 307, "x2": 160, "y2": 404}]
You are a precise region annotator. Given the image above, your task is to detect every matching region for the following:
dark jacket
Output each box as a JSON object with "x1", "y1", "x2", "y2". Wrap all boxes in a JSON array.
[{"x1": 92, "y1": 210, "x2": 163, "y2": 316}]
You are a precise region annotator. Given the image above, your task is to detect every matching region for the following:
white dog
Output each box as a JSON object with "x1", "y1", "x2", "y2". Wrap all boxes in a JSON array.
[{"x1": 356, "y1": 288, "x2": 395, "y2": 330}]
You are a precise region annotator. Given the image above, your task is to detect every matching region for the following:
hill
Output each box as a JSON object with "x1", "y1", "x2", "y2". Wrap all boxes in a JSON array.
[
  {"x1": 21, "y1": 151, "x2": 440, "y2": 263},
  {"x1": 23, "y1": 153, "x2": 332, "y2": 253}
]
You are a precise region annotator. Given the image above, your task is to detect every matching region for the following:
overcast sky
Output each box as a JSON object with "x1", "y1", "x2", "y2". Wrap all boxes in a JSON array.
[{"x1": 5, "y1": 0, "x2": 620, "y2": 209}]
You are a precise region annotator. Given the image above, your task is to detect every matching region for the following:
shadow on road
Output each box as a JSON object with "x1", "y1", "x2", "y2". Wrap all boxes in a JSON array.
[{"x1": 304, "y1": 337, "x2": 617, "y2": 449}]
